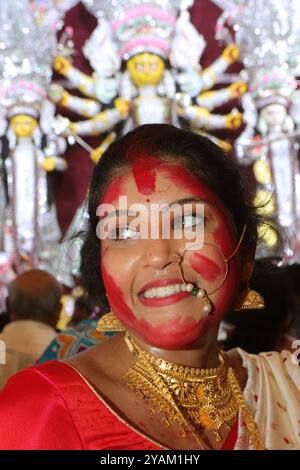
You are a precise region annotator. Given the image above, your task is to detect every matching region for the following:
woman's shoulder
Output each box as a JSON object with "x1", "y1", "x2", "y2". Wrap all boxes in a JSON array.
[
  {"x1": 233, "y1": 347, "x2": 300, "y2": 373},
  {"x1": 1, "y1": 360, "x2": 84, "y2": 395},
  {"x1": 233, "y1": 348, "x2": 300, "y2": 449},
  {"x1": 225, "y1": 347, "x2": 300, "y2": 409},
  {"x1": 0, "y1": 361, "x2": 87, "y2": 449},
  {"x1": 228, "y1": 347, "x2": 300, "y2": 384}
]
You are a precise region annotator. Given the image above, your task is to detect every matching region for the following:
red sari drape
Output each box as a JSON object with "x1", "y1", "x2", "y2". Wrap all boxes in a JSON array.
[{"x1": 0, "y1": 361, "x2": 237, "y2": 450}]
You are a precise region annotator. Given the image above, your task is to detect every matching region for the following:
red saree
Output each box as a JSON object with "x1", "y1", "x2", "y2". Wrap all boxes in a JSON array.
[{"x1": 0, "y1": 361, "x2": 237, "y2": 450}]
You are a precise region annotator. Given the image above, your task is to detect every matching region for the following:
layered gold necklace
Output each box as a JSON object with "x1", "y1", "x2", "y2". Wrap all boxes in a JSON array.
[{"x1": 124, "y1": 333, "x2": 265, "y2": 450}]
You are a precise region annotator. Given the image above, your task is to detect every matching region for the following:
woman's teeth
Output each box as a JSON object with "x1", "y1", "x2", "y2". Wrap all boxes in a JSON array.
[{"x1": 143, "y1": 283, "x2": 188, "y2": 299}]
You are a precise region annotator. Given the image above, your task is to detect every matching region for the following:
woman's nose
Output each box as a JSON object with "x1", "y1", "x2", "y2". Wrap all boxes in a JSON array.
[{"x1": 144, "y1": 238, "x2": 176, "y2": 271}]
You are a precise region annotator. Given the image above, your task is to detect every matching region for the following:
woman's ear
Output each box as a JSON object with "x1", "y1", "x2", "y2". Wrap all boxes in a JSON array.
[
  {"x1": 239, "y1": 225, "x2": 257, "y2": 282},
  {"x1": 233, "y1": 226, "x2": 265, "y2": 311}
]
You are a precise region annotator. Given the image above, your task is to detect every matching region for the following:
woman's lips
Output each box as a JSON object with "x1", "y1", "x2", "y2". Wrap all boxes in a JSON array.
[
  {"x1": 138, "y1": 278, "x2": 185, "y2": 295},
  {"x1": 138, "y1": 290, "x2": 190, "y2": 307}
]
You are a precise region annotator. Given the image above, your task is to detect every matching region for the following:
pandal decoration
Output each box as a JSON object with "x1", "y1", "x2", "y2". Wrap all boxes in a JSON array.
[
  {"x1": 0, "y1": 0, "x2": 76, "y2": 273},
  {"x1": 213, "y1": 0, "x2": 300, "y2": 262}
]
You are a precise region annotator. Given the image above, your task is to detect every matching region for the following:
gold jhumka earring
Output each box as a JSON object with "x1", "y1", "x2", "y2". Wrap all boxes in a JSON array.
[
  {"x1": 233, "y1": 258, "x2": 265, "y2": 311},
  {"x1": 96, "y1": 311, "x2": 125, "y2": 332}
]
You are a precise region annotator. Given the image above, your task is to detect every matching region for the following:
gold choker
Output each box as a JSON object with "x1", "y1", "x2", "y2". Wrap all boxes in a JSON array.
[{"x1": 124, "y1": 333, "x2": 265, "y2": 450}]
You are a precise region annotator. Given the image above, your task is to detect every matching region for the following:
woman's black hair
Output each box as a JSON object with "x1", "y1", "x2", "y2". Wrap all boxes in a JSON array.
[
  {"x1": 221, "y1": 259, "x2": 298, "y2": 353},
  {"x1": 81, "y1": 124, "x2": 259, "y2": 307}
]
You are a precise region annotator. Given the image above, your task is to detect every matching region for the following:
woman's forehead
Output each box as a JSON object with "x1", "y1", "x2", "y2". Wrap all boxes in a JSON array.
[{"x1": 102, "y1": 163, "x2": 219, "y2": 206}]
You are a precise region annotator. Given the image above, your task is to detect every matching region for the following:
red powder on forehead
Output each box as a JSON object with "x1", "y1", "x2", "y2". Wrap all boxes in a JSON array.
[
  {"x1": 101, "y1": 174, "x2": 127, "y2": 205},
  {"x1": 131, "y1": 155, "x2": 161, "y2": 196},
  {"x1": 159, "y1": 163, "x2": 217, "y2": 202}
]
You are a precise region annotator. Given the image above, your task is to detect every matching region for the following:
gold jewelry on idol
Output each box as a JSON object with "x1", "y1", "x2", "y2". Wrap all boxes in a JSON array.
[
  {"x1": 175, "y1": 225, "x2": 248, "y2": 316},
  {"x1": 233, "y1": 259, "x2": 265, "y2": 311},
  {"x1": 124, "y1": 333, "x2": 265, "y2": 450},
  {"x1": 96, "y1": 311, "x2": 125, "y2": 332}
]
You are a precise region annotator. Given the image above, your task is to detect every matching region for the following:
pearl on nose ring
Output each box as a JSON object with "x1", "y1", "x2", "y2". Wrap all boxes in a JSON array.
[{"x1": 175, "y1": 252, "x2": 214, "y2": 316}]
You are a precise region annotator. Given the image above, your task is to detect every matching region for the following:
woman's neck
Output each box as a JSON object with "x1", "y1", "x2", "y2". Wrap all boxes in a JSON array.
[{"x1": 129, "y1": 327, "x2": 220, "y2": 369}]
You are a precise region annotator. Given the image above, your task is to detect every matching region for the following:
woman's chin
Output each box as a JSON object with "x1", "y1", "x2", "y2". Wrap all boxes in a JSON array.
[{"x1": 130, "y1": 316, "x2": 213, "y2": 350}]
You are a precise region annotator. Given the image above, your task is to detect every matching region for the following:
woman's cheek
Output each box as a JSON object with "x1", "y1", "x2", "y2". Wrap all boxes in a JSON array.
[
  {"x1": 101, "y1": 254, "x2": 143, "y2": 333},
  {"x1": 211, "y1": 259, "x2": 240, "y2": 321},
  {"x1": 188, "y1": 246, "x2": 239, "y2": 322},
  {"x1": 190, "y1": 252, "x2": 224, "y2": 283},
  {"x1": 102, "y1": 263, "x2": 133, "y2": 317}
]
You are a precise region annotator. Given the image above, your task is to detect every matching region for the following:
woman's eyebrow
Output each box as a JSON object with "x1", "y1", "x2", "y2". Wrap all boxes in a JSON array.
[
  {"x1": 99, "y1": 209, "x2": 129, "y2": 221},
  {"x1": 100, "y1": 198, "x2": 216, "y2": 221},
  {"x1": 169, "y1": 197, "x2": 215, "y2": 208}
]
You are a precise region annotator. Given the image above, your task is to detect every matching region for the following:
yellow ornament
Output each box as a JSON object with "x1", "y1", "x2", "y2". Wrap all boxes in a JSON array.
[
  {"x1": 254, "y1": 189, "x2": 275, "y2": 216},
  {"x1": 56, "y1": 294, "x2": 73, "y2": 330},
  {"x1": 229, "y1": 81, "x2": 248, "y2": 98},
  {"x1": 68, "y1": 122, "x2": 78, "y2": 135},
  {"x1": 194, "y1": 107, "x2": 210, "y2": 119},
  {"x1": 258, "y1": 224, "x2": 278, "y2": 248},
  {"x1": 90, "y1": 132, "x2": 116, "y2": 164},
  {"x1": 225, "y1": 111, "x2": 243, "y2": 129},
  {"x1": 42, "y1": 157, "x2": 56, "y2": 172},
  {"x1": 222, "y1": 44, "x2": 240, "y2": 64},
  {"x1": 253, "y1": 159, "x2": 272, "y2": 184},
  {"x1": 114, "y1": 98, "x2": 130, "y2": 118},
  {"x1": 127, "y1": 52, "x2": 165, "y2": 87},
  {"x1": 58, "y1": 90, "x2": 70, "y2": 107},
  {"x1": 10, "y1": 114, "x2": 38, "y2": 138},
  {"x1": 53, "y1": 55, "x2": 71, "y2": 75}
]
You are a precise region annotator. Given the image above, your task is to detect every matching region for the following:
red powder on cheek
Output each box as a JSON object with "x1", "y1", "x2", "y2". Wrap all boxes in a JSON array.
[
  {"x1": 190, "y1": 253, "x2": 223, "y2": 282},
  {"x1": 102, "y1": 264, "x2": 214, "y2": 348},
  {"x1": 102, "y1": 265, "x2": 136, "y2": 323},
  {"x1": 131, "y1": 156, "x2": 161, "y2": 195}
]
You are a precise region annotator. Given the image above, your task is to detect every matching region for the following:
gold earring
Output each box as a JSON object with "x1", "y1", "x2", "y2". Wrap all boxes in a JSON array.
[
  {"x1": 233, "y1": 286, "x2": 265, "y2": 311},
  {"x1": 96, "y1": 311, "x2": 125, "y2": 332},
  {"x1": 234, "y1": 262, "x2": 265, "y2": 311}
]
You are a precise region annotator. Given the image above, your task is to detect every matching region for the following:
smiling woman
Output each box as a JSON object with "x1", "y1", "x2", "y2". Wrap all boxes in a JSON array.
[{"x1": 0, "y1": 124, "x2": 299, "y2": 450}]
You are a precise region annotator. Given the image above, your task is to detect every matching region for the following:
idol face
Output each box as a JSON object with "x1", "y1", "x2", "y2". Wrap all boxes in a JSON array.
[
  {"x1": 127, "y1": 53, "x2": 165, "y2": 87},
  {"x1": 100, "y1": 158, "x2": 241, "y2": 350},
  {"x1": 10, "y1": 114, "x2": 38, "y2": 138}
]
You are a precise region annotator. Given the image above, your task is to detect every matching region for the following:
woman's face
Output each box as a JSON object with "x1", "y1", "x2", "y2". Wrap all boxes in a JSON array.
[{"x1": 100, "y1": 158, "x2": 241, "y2": 349}]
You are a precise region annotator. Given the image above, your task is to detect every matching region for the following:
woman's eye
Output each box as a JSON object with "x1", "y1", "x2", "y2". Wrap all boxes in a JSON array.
[
  {"x1": 110, "y1": 227, "x2": 138, "y2": 240},
  {"x1": 173, "y1": 214, "x2": 204, "y2": 230}
]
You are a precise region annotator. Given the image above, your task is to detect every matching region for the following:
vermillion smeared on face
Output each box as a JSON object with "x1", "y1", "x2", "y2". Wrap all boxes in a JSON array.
[
  {"x1": 100, "y1": 160, "x2": 240, "y2": 349},
  {"x1": 190, "y1": 253, "x2": 223, "y2": 283},
  {"x1": 102, "y1": 174, "x2": 127, "y2": 204},
  {"x1": 131, "y1": 156, "x2": 162, "y2": 195}
]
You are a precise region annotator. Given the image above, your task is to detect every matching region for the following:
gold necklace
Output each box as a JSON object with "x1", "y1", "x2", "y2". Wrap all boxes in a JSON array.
[{"x1": 124, "y1": 333, "x2": 265, "y2": 450}]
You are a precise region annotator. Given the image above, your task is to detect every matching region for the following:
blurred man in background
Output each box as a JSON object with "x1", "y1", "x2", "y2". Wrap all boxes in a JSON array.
[{"x1": 0, "y1": 269, "x2": 62, "y2": 389}]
